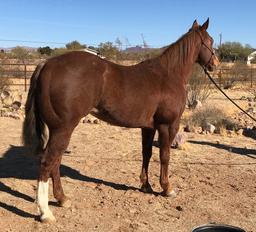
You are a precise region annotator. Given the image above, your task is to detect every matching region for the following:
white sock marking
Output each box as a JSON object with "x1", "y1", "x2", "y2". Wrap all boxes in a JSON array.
[{"x1": 37, "y1": 180, "x2": 55, "y2": 220}]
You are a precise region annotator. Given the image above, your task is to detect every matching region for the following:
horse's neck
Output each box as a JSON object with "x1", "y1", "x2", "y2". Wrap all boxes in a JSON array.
[{"x1": 160, "y1": 34, "x2": 201, "y2": 85}]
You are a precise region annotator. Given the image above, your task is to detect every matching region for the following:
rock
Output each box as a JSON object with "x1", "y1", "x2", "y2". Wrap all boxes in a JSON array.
[
  {"x1": 154, "y1": 132, "x2": 187, "y2": 149},
  {"x1": 184, "y1": 125, "x2": 194, "y2": 133},
  {"x1": 202, "y1": 123, "x2": 216, "y2": 134},
  {"x1": 191, "y1": 100, "x2": 202, "y2": 109},
  {"x1": 215, "y1": 127, "x2": 226, "y2": 135},
  {"x1": 184, "y1": 125, "x2": 191, "y2": 132},
  {"x1": 200, "y1": 130, "x2": 207, "y2": 135},
  {"x1": 3, "y1": 112, "x2": 22, "y2": 120},
  {"x1": 0, "y1": 108, "x2": 7, "y2": 117},
  {"x1": 227, "y1": 130, "x2": 234, "y2": 136},
  {"x1": 0, "y1": 90, "x2": 11, "y2": 100},
  {"x1": 171, "y1": 132, "x2": 187, "y2": 148},
  {"x1": 12, "y1": 101, "x2": 22, "y2": 110},
  {"x1": 247, "y1": 97, "x2": 254, "y2": 102},
  {"x1": 81, "y1": 117, "x2": 86, "y2": 123},
  {"x1": 243, "y1": 127, "x2": 256, "y2": 139},
  {"x1": 236, "y1": 128, "x2": 244, "y2": 136},
  {"x1": 64, "y1": 150, "x2": 72, "y2": 154},
  {"x1": 247, "y1": 107, "x2": 256, "y2": 114},
  {"x1": 93, "y1": 119, "x2": 100, "y2": 124},
  {"x1": 175, "y1": 206, "x2": 183, "y2": 211},
  {"x1": 82, "y1": 114, "x2": 100, "y2": 124}
]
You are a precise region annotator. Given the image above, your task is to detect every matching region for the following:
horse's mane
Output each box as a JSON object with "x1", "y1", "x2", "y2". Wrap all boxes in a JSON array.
[{"x1": 159, "y1": 30, "x2": 198, "y2": 69}]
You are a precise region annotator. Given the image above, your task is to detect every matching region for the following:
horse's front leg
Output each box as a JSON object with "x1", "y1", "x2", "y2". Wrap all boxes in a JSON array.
[
  {"x1": 158, "y1": 124, "x2": 177, "y2": 197},
  {"x1": 140, "y1": 128, "x2": 156, "y2": 193}
]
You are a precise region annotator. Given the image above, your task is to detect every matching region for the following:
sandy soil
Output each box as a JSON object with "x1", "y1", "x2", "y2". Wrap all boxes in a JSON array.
[{"x1": 0, "y1": 116, "x2": 256, "y2": 232}]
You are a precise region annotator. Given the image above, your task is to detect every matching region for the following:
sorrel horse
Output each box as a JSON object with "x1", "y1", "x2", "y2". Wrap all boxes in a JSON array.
[{"x1": 22, "y1": 19, "x2": 219, "y2": 222}]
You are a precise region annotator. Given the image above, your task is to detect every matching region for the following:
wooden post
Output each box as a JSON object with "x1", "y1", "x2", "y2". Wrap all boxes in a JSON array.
[
  {"x1": 218, "y1": 68, "x2": 222, "y2": 88},
  {"x1": 251, "y1": 66, "x2": 253, "y2": 88},
  {"x1": 24, "y1": 64, "x2": 27, "y2": 92}
]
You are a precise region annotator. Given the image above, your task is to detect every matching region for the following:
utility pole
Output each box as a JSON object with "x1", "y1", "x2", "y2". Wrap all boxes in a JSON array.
[{"x1": 219, "y1": 33, "x2": 222, "y2": 48}]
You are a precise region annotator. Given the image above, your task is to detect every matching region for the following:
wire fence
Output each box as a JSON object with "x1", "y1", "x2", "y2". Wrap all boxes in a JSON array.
[
  {"x1": 1, "y1": 61, "x2": 256, "y2": 92},
  {"x1": 213, "y1": 66, "x2": 256, "y2": 89},
  {"x1": 0, "y1": 62, "x2": 37, "y2": 91}
]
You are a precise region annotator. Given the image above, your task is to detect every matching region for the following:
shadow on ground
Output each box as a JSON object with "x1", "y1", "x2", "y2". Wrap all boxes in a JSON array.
[
  {"x1": 0, "y1": 145, "x2": 141, "y2": 219},
  {"x1": 188, "y1": 140, "x2": 256, "y2": 159}
]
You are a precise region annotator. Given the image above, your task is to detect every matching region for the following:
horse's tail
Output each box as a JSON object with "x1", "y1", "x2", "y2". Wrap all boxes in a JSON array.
[{"x1": 22, "y1": 62, "x2": 47, "y2": 155}]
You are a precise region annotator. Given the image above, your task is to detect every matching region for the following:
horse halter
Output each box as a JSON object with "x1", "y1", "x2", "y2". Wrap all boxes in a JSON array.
[{"x1": 196, "y1": 30, "x2": 215, "y2": 69}]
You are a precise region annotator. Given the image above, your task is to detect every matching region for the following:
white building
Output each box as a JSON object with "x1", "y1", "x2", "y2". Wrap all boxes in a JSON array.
[{"x1": 247, "y1": 51, "x2": 256, "y2": 65}]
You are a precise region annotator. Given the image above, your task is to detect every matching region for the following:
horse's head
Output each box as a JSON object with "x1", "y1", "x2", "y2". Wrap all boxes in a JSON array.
[{"x1": 191, "y1": 18, "x2": 219, "y2": 71}]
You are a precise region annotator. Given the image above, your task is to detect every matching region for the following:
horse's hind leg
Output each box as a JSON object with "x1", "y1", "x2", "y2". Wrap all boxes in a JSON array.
[
  {"x1": 140, "y1": 128, "x2": 155, "y2": 193},
  {"x1": 37, "y1": 127, "x2": 74, "y2": 222},
  {"x1": 51, "y1": 157, "x2": 71, "y2": 208}
]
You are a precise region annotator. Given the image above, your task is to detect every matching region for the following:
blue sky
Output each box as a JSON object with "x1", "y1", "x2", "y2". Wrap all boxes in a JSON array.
[{"x1": 0, "y1": 0, "x2": 255, "y2": 48}]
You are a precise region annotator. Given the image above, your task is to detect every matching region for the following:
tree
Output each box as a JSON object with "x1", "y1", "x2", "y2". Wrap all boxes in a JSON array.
[
  {"x1": 141, "y1": 33, "x2": 149, "y2": 49},
  {"x1": 115, "y1": 37, "x2": 122, "y2": 51},
  {"x1": 11, "y1": 46, "x2": 31, "y2": 91},
  {"x1": 65, "y1": 40, "x2": 86, "y2": 50},
  {"x1": 218, "y1": 42, "x2": 254, "y2": 62},
  {"x1": 52, "y1": 47, "x2": 68, "y2": 56},
  {"x1": 38, "y1": 46, "x2": 53, "y2": 56},
  {"x1": 98, "y1": 42, "x2": 119, "y2": 60},
  {"x1": 11, "y1": 46, "x2": 30, "y2": 64}
]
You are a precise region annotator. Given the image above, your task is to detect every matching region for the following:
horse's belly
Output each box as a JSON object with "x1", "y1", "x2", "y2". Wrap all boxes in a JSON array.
[{"x1": 90, "y1": 108, "x2": 153, "y2": 128}]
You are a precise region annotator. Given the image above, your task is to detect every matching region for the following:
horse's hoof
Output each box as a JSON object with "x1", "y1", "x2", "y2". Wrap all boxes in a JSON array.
[
  {"x1": 58, "y1": 197, "x2": 71, "y2": 208},
  {"x1": 162, "y1": 189, "x2": 177, "y2": 198},
  {"x1": 141, "y1": 184, "x2": 153, "y2": 194},
  {"x1": 40, "y1": 213, "x2": 56, "y2": 223}
]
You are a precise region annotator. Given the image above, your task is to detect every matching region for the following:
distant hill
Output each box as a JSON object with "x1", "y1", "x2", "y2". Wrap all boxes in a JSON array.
[{"x1": 124, "y1": 46, "x2": 150, "y2": 53}]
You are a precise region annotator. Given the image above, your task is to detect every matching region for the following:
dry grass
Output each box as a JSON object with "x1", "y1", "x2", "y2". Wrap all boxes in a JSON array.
[{"x1": 183, "y1": 106, "x2": 239, "y2": 132}]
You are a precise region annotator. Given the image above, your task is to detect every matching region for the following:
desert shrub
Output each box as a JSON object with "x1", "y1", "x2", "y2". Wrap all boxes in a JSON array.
[
  {"x1": 184, "y1": 106, "x2": 239, "y2": 131},
  {"x1": 0, "y1": 77, "x2": 11, "y2": 92},
  {"x1": 223, "y1": 62, "x2": 251, "y2": 89},
  {"x1": 186, "y1": 64, "x2": 212, "y2": 108}
]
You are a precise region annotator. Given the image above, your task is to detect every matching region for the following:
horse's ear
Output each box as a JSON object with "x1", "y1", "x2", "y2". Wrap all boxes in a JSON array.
[
  {"x1": 200, "y1": 18, "x2": 209, "y2": 31},
  {"x1": 191, "y1": 20, "x2": 199, "y2": 30}
]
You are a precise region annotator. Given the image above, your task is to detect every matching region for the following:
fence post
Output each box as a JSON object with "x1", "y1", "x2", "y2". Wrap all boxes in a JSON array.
[
  {"x1": 24, "y1": 64, "x2": 27, "y2": 92},
  {"x1": 251, "y1": 66, "x2": 253, "y2": 88},
  {"x1": 218, "y1": 68, "x2": 222, "y2": 88}
]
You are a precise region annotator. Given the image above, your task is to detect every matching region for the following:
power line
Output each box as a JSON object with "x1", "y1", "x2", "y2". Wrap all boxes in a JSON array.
[
  {"x1": 0, "y1": 38, "x2": 66, "y2": 46},
  {"x1": 0, "y1": 38, "x2": 165, "y2": 48}
]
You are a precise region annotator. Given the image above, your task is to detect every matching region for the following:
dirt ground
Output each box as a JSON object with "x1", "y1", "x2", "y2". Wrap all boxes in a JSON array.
[{"x1": 0, "y1": 108, "x2": 256, "y2": 232}]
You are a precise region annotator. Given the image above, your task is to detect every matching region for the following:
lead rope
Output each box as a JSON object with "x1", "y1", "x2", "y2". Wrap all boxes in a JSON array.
[{"x1": 202, "y1": 66, "x2": 256, "y2": 123}]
